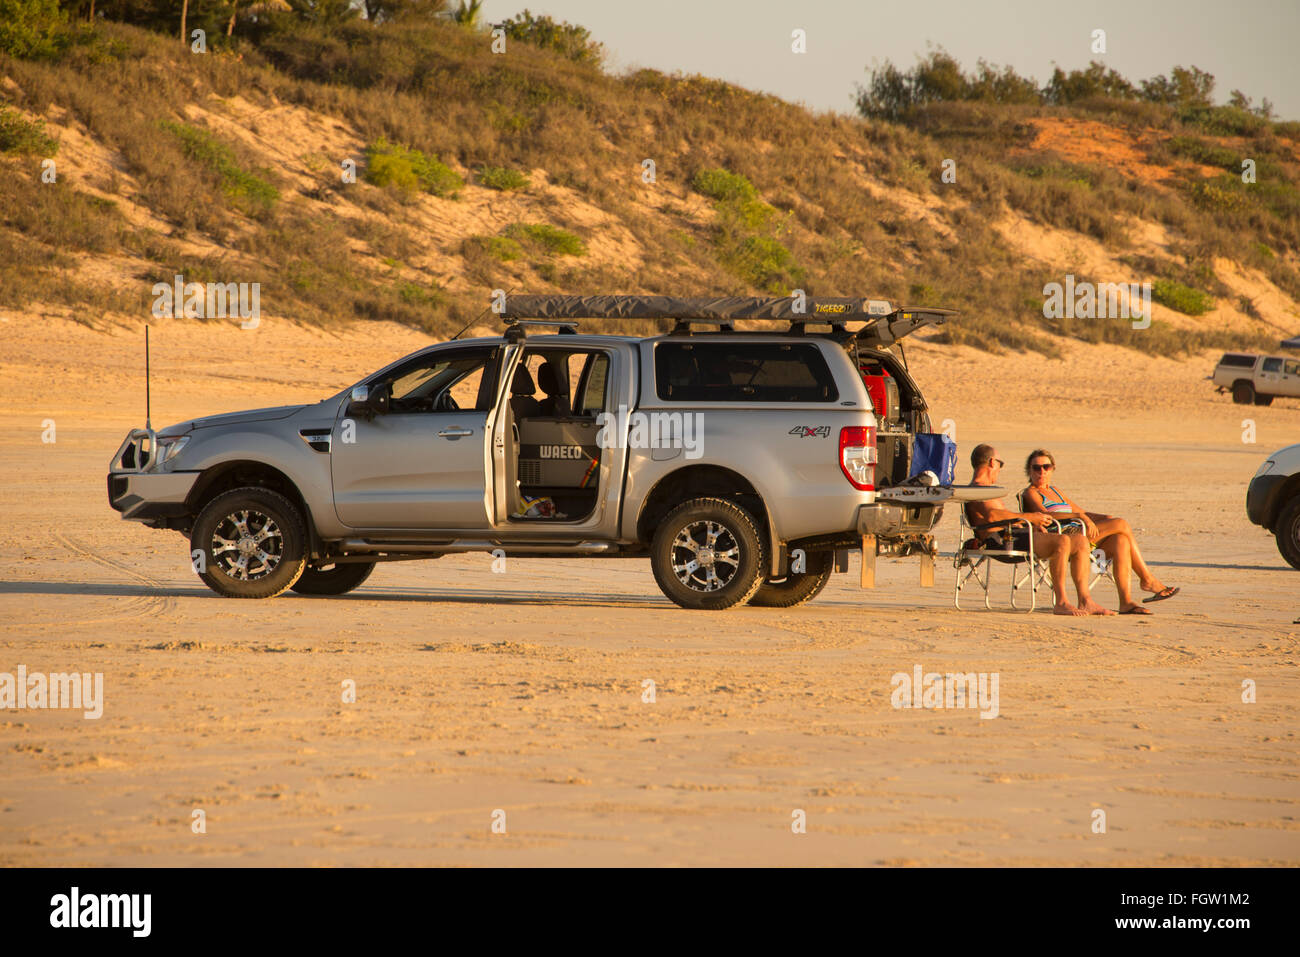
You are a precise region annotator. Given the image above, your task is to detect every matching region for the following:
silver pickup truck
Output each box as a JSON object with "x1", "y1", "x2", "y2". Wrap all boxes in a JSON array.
[{"x1": 108, "y1": 295, "x2": 961, "y2": 609}]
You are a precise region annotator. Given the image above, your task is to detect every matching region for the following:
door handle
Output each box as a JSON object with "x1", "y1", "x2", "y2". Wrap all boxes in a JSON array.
[{"x1": 438, "y1": 426, "x2": 474, "y2": 437}]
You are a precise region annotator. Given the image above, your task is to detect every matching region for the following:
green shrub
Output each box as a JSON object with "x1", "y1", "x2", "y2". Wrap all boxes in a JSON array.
[
  {"x1": 397, "y1": 281, "x2": 444, "y2": 307},
  {"x1": 499, "y1": 10, "x2": 605, "y2": 65},
  {"x1": 364, "y1": 138, "x2": 462, "y2": 198},
  {"x1": 691, "y1": 168, "x2": 759, "y2": 203},
  {"x1": 1187, "y1": 178, "x2": 1250, "y2": 214},
  {"x1": 504, "y1": 223, "x2": 585, "y2": 256},
  {"x1": 1151, "y1": 278, "x2": 1215, "y2": 315},
  {"x1": 691, "y1": 167, "x2": 802, "y2": 292},
  {"x1": 720, "y1": 235, "x2": 803, "y2": 292},
  {"x1": 0, "y1": 0, "x2": 68, "y2": 60},
  {"x1": 161, "y1": 121, "x2": 279, "y2": 215},
  {"x1": 1167, "y1": 136, "x2": 1240, "y2": 170},
  {"x1": 477, "y1": 166, "x2": 530, "y2": 191},
  {"x1": 0, "y1": 107, "x2": 58, "y2": 155},
  {"x1": 464, "y1": 235, "x2": 524, "y2": 261}
]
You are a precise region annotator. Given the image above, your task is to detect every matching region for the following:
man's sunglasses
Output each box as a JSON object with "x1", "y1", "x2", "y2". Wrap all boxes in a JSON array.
[
  {"x1": 992, "y1": 459, "x2": 1005, "y2": 468},
  {"x1": 1030, "y1": 463, "x2": 1054, "y2": 471}
]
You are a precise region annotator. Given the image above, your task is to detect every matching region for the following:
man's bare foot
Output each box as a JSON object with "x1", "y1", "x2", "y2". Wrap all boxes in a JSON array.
[
  {"x1": 1079, "y1": 598, "x2": 1115, "y2": 615},
  {"x1": 1120, "y1": 603, "x2": 1152, "y2": 615},
  {"x1": 1054, "y1": 601, "x2": 1087, "y2": 616}
]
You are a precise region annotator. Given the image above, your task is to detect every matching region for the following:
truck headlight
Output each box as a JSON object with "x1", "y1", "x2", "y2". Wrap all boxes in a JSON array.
[{"x1": 155, "y1": 434, "x2": 190, "y2": 467}]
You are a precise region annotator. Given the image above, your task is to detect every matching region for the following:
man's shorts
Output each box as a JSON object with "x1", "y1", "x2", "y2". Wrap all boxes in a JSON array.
[{"x1": 983, "y1": 530, "x2": 1031, "y2": 553}]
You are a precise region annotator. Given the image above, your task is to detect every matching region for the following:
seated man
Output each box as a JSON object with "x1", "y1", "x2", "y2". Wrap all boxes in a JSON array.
[{"x1": 967, "y1": 443, "x2": 1113, "y2": 616}]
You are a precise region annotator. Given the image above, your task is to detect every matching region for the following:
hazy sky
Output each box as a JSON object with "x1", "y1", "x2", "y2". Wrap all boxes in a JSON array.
[{"x1": 479, "y1": 0, "x2": 1300, "y2": 120}]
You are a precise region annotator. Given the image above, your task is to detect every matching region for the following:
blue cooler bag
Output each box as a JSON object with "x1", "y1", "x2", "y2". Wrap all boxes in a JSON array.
[{"x1": 909, "y1": 433, "x2": 956, "y2": 485}]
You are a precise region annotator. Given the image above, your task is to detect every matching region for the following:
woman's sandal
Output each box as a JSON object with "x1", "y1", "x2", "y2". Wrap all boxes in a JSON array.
[{"x1": 1143, "y1": 586, "x2": 1180, "y2": 603}]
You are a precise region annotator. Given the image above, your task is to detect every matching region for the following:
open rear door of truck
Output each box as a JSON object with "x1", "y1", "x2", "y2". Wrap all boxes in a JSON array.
[{"x1": 854, "y1": 307, "x2": 959, "y2": 349}]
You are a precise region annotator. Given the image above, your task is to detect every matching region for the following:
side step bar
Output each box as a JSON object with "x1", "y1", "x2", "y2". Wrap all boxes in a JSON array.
[{"x1": 340, "y1": 539, "x2": 621, "y2": 555}]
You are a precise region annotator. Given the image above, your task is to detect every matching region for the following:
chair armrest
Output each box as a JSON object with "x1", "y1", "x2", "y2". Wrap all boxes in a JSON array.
[{"x1": 972, "y1": 517, "x2": 1028, "y2": 532}]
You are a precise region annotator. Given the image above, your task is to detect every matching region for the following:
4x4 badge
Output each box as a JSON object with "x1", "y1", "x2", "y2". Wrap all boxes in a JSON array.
[{"x1": 790, "y1": 426, "x2": 830, "y2": 438}]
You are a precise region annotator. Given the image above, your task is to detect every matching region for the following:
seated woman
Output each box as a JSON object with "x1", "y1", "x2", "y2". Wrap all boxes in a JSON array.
[{"x1": 1020, "y1": 449, "x2": 1179, "y2": 615}]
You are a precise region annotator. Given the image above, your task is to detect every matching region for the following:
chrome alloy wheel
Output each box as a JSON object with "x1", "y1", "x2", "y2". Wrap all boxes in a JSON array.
[
  {"x1": 210, "y1": 509, "x2": 284, "y2": 581},
  {"x1": 670, "y1": 519, "x2": 741, "y2": 592}
]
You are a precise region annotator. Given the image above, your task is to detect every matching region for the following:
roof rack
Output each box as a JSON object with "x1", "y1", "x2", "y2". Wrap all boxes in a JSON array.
[
  {"x1": 502, "y1": 318, "x2": 579, "y2": 342},
  {"x1": 502, "y1": 294, "x2": 897, "y2": 323},
  {"x1": 496, "y1": 295, "x2": 959, "y2": 347}
]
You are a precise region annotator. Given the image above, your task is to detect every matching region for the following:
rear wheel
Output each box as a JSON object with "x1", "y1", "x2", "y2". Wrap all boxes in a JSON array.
[
  {"x1": 1232, "y1": 381, "x2": 1255, "y2": 404},
  {"x1": 290, "y1": 561, "x2": 376, "y2": 596},
  {"x1": 651, "y1": 497, "x2": 765, "y2": 610},
  {"x1": 190, "y1": 487, "x2": 307, "y2": 598},
  {"x1": 1275, "y1": 497, "x2": 1300, "y2": 571},
  {"x1": 749, "y1": 550, "x2": 834, "y2": 607}
]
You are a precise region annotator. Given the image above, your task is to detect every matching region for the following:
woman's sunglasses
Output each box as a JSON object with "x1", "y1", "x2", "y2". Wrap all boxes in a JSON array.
[{"x1": 1030, "y1": 463, "x2": 1054, "y2": 471}]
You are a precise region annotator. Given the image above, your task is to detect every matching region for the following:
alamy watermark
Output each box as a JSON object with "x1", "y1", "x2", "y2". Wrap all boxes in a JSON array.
[
  {"x1": 151, "y1": 273, "x2": 261, "y2": 328},
  {"x1": 595, "y1": 404, "x2": 704, "y2": 459},
  {"x1": 1043, "y1": 275, "x2": 1151, "y2": 330},
  {"x1": 1, "y1": 665, "x2": 103, "y2": 719},
  {"x1": 49, "y1": 887, "x2": 150, "y2": 937},
  {"x1": 890, "y1": 664, "x2": 999, "y2": 720}
]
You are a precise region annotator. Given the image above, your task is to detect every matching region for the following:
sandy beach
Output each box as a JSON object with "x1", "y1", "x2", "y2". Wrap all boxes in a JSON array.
[{"x1": 1, "y1": 314, "x2": 1297, "y2": 866}]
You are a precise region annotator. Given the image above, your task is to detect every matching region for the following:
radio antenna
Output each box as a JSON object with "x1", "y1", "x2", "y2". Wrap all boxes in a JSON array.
[
  {"x1": 451, "y1": 286, "x2": 516, "y2": 341},
  {"x1": 145, "y1": 325, "x2": 152, "y2": 431}
]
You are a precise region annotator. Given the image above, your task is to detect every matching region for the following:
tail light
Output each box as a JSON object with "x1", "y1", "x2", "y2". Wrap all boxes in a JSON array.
[{"x1": 839, "y1": 426, "x2": 877, "y2": 490}]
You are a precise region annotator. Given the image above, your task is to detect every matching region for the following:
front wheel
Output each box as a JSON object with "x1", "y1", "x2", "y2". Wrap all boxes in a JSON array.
[
  {"x1": 749, "y1": 550, "x2": 834, "y2": 607},
  {"x1": 1275, "y1": 497, "x2": 1300, "y2": 571},
  {"x1": 190, "y1": 487, "x2": 307, "y2": 598},
  {"x1": 650, "y1": 498, "x2": 765, "y2": 610},
  {"x1": 290, "y1": 561, "x2": 376, "y2": 596}
]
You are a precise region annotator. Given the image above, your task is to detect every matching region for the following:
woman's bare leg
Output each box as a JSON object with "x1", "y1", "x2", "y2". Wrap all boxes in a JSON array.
[
  {"x1": 1088, "y1": 513, "x2": 1166, "y2": 592},
  {"x1": 1098, "y1": 535, "x2": 1146, "y2": 612}
]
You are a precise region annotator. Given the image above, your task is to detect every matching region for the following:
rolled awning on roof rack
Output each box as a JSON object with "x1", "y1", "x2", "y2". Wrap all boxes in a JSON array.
[{"x1": 502, "y1": 295, "x2": 899, "y2": 321}]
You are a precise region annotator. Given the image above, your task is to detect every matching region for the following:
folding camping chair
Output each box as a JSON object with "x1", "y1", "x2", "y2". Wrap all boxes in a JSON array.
[
  {"x1": 953, "y1": 502, "x2": 1051, "y2": 612},
  {"x1": 1015, "y1": 489, "x2": 1115, "y2": 592}
]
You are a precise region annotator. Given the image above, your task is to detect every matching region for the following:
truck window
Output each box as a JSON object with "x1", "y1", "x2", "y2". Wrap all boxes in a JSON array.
[
  {"x1": 578, "y1": 353, "x2": 609, "y2": 415},
  {"x1": 1286, "y1": 360, "x2": 1300, "y2": 376},
  {"x1": 655, "y1": 342, "x2": 839, "y2": 402},
  {"x1": 1262, "y1": 357, "x2": 1283, "y2": 373},
  {"x1": 1218, "y1": 354, "x2": 1257, "y2": 368},
  {"x1": 384, "y1": 348, "x2": 497, "y2": 413}
]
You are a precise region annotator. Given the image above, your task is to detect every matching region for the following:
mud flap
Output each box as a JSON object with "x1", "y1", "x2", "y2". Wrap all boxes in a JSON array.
[{"x1": 860, "y1": 534, "x2": 876, "y2": 588}]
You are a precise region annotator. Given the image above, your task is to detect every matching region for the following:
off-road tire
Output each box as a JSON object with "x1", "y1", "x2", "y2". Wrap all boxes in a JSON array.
[
  {"x1": 290, "y1": 561, "x2": 376, "y2": 596},
  {"x1": 1275, "y1": 496, "x2": 1300, "y2": 571},
  {"x1": 651, "y1": 497, "x2": 766, "y2": 610},
  {"x1": 749, "y1": 550, "x2": 834, "y2": 607},
  {"x1": 1232, "y1": 381, "x2": 1255, "y2": 404},
  {"x1": 191, "y1": 487, "x2": 307, "y2": 599}
]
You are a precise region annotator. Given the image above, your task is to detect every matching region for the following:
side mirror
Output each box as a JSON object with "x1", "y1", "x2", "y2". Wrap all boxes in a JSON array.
[
  {"x1": 346, "y1": 385, "x2": 372, "y2": 420},
  {"x1": 346, "y1": 384, "x2": 390, "y2": 419}
]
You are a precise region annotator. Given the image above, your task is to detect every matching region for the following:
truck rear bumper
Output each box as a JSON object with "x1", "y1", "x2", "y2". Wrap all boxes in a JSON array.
[
  {"x1": 855, "y1": 501, "x2": 938, "y2": 537},
  {"x1": 1247, "y1": 474, "x2": 1286, "y2": 528},
  {"x1": 108, "y1": 470, "x2": 201, "y2": 522}
]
